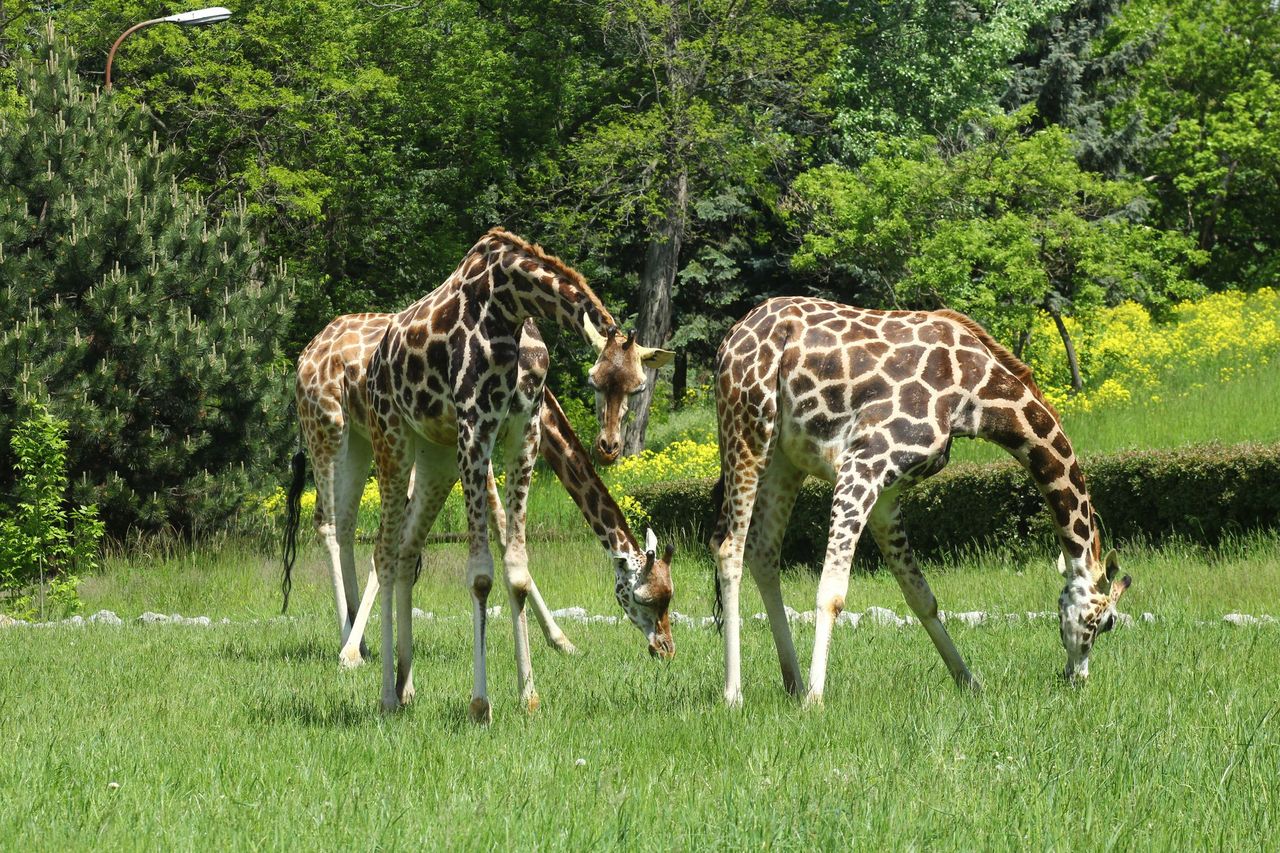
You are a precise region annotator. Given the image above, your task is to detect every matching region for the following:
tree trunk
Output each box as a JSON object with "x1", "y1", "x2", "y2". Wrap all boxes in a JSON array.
[
  {"x1": 622, "y1": 168, "x2": 687, "y2": 456},
  {"x1": 1013, "y1": 327, "x2": 1031, "y2": 361},
  {"x1": 1049, "y1": 308, "x2": 1083, "y2": 394},
  {"x1": 671, "y1": 350, "x2": 688, "y2": 410}
]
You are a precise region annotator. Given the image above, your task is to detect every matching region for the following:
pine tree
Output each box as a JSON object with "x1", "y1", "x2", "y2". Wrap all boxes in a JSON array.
[
  {"x1": 1000, "y1": 0, "x2": 1157, "y2": 178},
  {"x1": 0, "y1": 24, "x2": 294, "y2": 538}
]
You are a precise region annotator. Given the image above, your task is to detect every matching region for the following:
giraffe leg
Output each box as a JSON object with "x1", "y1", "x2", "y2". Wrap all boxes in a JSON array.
[
  {"x1": 497, "y1": 407, "x2": 543, "y2": 713},
  {"x1": 340, "y1": 455, "x2": 454, "y2": 669},
  {"x1": 370, "y1": 423, "x2": 413, "y2": 713},
  {"x1": 310, "y1": 432, "x2": 351, "y2": 648},
  {"x1": 486, "y1": 467, "x2": 575, "y2": 654},
  {"x1": 458, "y1": 416, "x2": 501, "y2": 725},
  {"x1": 391, "y1": 442, "x2": 457, "y2": 706},
  {"x1": 868, "y1": 493, "x2": 979, "y2": 691},
  {"x1": 715, "y1": 432, "x2": 775, "y2": 708},
  {"x1": 744, "y1": 454, "x2": 806, "y2": 697},
  {"x1": 806, "y1": 453, "x2": 888, "y2": 707},
  {"x1": 334, "y1": 431, "x2": 372, "y2": 656}
]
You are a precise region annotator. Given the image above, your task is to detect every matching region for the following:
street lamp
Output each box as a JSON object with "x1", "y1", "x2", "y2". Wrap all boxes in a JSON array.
[{"x1": 105, "y1": 7, "x2": 232, "y2": 91}]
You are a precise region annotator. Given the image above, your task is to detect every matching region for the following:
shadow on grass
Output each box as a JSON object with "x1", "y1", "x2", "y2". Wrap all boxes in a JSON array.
[
  {"x1": 246, "y1": 693, "x2": 381, "y2": 728},
  {"x1": 215, "y1": 636, "x2": 376, "y2": 665}
]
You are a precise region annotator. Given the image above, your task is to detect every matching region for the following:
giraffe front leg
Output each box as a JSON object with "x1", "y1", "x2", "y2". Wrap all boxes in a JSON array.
[
  {"x1": 459, "y1": 420, "x2": 499, "y2": 725},
  {"x1": 868, "y1": 494, "x2": 980, "y2": 692},
  {"x1": 370, "y1": 444, "x2": 411, "y2": 713},
  {"x1": 807, "y1": 455, "x2": 882, "y2": 708},
  {"x1": 745, "y1": 455, "x2": 806, "y2": 698},
  {"x1": 499, "y1": 410, "x2": 542, "y2": 712}
]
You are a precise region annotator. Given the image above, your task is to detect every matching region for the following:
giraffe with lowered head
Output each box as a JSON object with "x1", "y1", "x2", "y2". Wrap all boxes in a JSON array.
[
  {"x1": 365, "y1": 228, "x2": 672, "y2": 721},
  {"x1": 283, "y1": 311, "x2": 675, "y2": 665},
  {"x1": 711, "y1": 296, "x2": 1132, "y2": 707}
]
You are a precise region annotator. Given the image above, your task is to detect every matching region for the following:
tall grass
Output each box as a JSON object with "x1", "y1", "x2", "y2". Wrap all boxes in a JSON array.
[{"x1": 6, "y1": 534, "x2": 1280, "y2": 849}]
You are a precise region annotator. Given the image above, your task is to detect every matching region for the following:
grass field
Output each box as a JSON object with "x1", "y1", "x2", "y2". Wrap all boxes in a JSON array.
[{"x1": 5, "y1": 534, "x2": 1279, "y2": 849}]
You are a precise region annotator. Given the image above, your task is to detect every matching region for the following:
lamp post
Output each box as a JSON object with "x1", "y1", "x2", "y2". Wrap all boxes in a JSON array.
[{"x1": 105, "y1": 7, "x2": 231, "y2": 91}]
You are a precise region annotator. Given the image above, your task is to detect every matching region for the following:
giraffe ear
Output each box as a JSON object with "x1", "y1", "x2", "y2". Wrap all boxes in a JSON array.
[
  {"x1": 1056, "y1": 553, "x2": 1069, "y2": 578},
  {"x1": 1103, "y1": 550, "x2": 1120, "y2": 583},
  {"x1": 584, "y1": 316, "x2": 609, "y2": 352},
  {"x1": 637, "y1": 346, "x2": 675, "y2": 369},
  {"x1": 644, "y1": 527, "x2": 658, "y2": 555}
]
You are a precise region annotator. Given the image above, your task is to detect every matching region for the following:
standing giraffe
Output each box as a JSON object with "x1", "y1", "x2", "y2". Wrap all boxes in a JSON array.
[
  {"x1": 711, "y1": 296, "x2": 1131, "y2": 707},
  {"x1": 366, "y1": 229, "x2": 672, "y2": 720},
  {"x1": 285, "y1": 311, "x2": 675, "y2": 663},
  {"x1": 339, "y1": 387, "x2": 676, "y2": 667}
]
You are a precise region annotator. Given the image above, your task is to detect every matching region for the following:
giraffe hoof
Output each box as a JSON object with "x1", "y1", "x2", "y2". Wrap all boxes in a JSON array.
[
  {"x1": 380, "y1": 696, "x2": 401, "y2": 715},
  {"x1": 802, "y1": 691, "x2": 825, "y2": 710},
  {"x1": 338, "y1": 646, "x2": 364, "y2": 669},
  {"x1": 956, "y1": 672, "x2": 983, "y2": 694},
  {"x1": 524, "y1": 692, "x2": 540, "y2": 714},
  {"x1": 723, "y1": 689, "x2": 743, "y2": 709},
  {"x1": 468, "y1": 697, "x2": 493, "y2": 725},
  {"x1": 552, "y1": 637, "x2": 580, "y2": 656},
  {"x1": 398, "y1": 684, "x2": 416, "y2": 706}
]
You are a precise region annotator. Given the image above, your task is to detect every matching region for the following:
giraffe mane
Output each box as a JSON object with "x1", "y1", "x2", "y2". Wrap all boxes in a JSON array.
[
  {"x1": 934, "y1": 309, "x2": 1060, "y2": 420},
  {"x1": 483, "y1": 227, "x2": 617, "y2": 328}
]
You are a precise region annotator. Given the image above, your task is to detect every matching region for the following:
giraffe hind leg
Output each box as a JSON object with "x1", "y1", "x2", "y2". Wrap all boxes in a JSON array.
[{"x1": 867, "y1": 493, "x2": 979, "y2": 691}]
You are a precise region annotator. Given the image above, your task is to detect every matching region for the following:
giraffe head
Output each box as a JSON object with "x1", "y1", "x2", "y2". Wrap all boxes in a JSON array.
[
  {"x1": 612, "y1": 528, "x2": 676, "y2": 658},
  {"x1": 1056, "y1": 543, "x2": 1131, "y2": 683},
  {"x1": 585, "y1": 321, "x2": 674, "y2": 464}
]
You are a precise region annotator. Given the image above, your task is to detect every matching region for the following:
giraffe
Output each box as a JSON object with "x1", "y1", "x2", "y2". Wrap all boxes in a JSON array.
[
  {"x1": 365, "y1": 228, "x2": 673, "y2": 720},
  {"x1": 338, "y1": 386, "x2": 676, "y2": 668},
  {"x1": 711, "y1": 296, "x2": 1132, "y2": 707},
  {"x1": 283, "y1": 310, "x2": 676, "y2": 664}
]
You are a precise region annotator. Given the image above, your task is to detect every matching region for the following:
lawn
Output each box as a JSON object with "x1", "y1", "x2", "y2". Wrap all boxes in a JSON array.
[{"x1": 4, "y1": 534, "x2": 1279, "y2": 849}]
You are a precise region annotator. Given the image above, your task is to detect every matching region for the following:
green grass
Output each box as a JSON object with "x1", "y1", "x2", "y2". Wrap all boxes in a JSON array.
[
  {"x1": 956, "y1": 357, "x2": 1280, "y2": 464},
  {"x1": 5, "y1": 534, "x2": 1279, "y2": 848}
]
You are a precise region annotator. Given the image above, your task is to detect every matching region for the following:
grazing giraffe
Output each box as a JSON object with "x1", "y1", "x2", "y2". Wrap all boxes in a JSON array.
[
  {"x1": 282, "y1": 310, "x2": 677, "y2": 663},
  {"x1": 366, "y1": 228, "x2": 672, "y2": 720},
  {"x1": 339, "y1": 385, "x2": 676, "y2": 668},
  {"x1": 711, "y1": 296, "x2": 1131, "y2": 707}
]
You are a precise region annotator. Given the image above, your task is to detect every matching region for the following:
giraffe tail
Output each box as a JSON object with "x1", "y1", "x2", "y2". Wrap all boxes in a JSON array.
[
  {"x1": 280, "y1": 449, "x2": 307, "y2": 614},
  {"x1": 710, "y1": 473, "x2": 726, "y2": 635}
]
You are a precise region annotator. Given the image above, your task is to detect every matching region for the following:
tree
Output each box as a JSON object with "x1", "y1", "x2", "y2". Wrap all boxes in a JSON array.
[
  {"x1": 0, "y1": 25, "x2": 294, "y2": 537},
  {"x1": 542, "y1": 0, "x2": 835, "y2": 453},
  {"x1": 1000, "y1": 0, "x2": 1159, "y2": 177},
  {"x1": 831, "y1": 0, "x2": 1068, "y2": 163},
  {"x1": 1115, "y1": 0, "x2": 1280, "y2": 288},
  {"x1": 787, "y1": 111, "x2": 1204, "y2": 391}
]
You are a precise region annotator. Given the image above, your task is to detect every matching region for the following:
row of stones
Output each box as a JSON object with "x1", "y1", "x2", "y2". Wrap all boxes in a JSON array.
[{"x1": 3, "y1": 608, "x2": 1276, "y2": 630}]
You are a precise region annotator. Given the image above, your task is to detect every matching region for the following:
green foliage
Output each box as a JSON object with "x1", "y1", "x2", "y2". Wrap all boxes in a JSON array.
[
  {"x1": 1116, "y1": 0, "x2": 1280, "y2": 288},
  {"x1": 787, "y1": 111, "x2": 1204, "y2": 342},
  {"x1": 633, "y1": 442, "x2": 1280, "y2": 566},
  {"x1": 0, "y1": 401, "x2": 103, "y2": 619},
  {"x1": 1000, "y1": 0, "x2": 1157, "y2": 177},
  {"x1": 831, "y1": 0, "x2": 1069, "y2": 162},
  {"x1": 0, "y1": 25, "x2": 294, "y2": 538}
]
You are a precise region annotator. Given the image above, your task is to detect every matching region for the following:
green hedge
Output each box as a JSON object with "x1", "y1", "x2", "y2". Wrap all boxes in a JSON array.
[{"x1": 630, "y1": 442, "x2": 1280, "y2": 566}]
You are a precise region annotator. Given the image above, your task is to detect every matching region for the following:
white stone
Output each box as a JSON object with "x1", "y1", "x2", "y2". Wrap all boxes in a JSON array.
[
  {"x1": 667, "y1": 611, "x2": 695, "y2": 627},
  {"x1": 864, "y1": 606, "x2": 905, "y2": 628},
  {"x1": 836, "y1": 611, "x2": 861, "y2": 629},
  {"x1": 550, "y1": 606, "x2": 588, "y2": 621},
  {"x1": 950, "y1": 611, "x2": 987, "y2": 627},
  {"x1": 138, "y1": 612, "x2": 170, "y2": 624},
  {"x1": 88, "y1": 610, "x2": 122, "y2": 626},
  {"x1": 1141, "y1": 612, "x2": 1157, "y2": 623}
]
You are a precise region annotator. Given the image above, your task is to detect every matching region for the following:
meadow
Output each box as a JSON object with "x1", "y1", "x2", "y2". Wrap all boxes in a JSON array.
[
  {"x1": 5, "y1": 292, "x2": 1280, "y2": 849},
  {"x1": 3, "y1": 532, "x2": 1280, "y2": 849}
]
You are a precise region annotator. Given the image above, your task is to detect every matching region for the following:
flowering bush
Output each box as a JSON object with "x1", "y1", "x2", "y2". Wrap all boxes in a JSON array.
[{"x1": 1024, "y1": 288, "x2": 1279, "y2": 414}]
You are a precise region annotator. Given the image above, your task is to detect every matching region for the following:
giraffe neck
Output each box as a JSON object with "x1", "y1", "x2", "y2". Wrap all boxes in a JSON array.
[
  {"x1": 996, "y1": 398, "x2": 1096, "y2": 565},
  {"x1": 539, "y1": 391, "x2": 635, "y2": 555},
  {"x1": 477, "y1": 229, "x2": 616, "y2": 345}
]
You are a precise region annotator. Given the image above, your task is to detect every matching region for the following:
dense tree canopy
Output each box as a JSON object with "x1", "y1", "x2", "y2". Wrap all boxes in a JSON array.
[{"x1": 0, "y1": 0, "x2": 1275, "y2": 514}]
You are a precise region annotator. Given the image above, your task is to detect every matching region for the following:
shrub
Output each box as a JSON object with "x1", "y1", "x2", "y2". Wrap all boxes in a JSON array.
[
  {"x1": 0, "y1": 402, "x2": 104, "y2": 619},
  {"x1": 631, "y1": 442, "x2": 1280, "y2": 567}
]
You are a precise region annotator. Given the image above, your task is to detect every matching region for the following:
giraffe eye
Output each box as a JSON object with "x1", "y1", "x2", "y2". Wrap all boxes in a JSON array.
[{"x1": 1097, "y1": 614, "x2": 1116, "y2": 634}]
